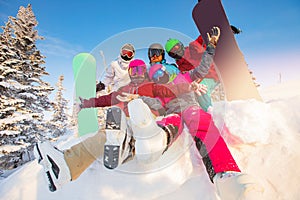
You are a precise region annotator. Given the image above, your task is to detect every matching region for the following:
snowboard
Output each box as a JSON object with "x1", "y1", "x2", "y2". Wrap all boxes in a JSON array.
[
  {"x1": 192, "y1": 0, "x2": 262, "y2": 101},
  {"x1": 73, "y1": 53, "x2": 99, "y2": 136}
]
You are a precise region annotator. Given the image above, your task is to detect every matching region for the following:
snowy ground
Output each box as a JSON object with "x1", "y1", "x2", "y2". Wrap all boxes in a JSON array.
[{"x1": 0, "y1": 80, "x2": 300, "y2": 200}]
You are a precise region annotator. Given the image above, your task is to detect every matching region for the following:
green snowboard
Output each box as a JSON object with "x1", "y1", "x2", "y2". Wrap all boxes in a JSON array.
[{"x1": 73, "y1": 53, "x2": 98, "y2": 136}]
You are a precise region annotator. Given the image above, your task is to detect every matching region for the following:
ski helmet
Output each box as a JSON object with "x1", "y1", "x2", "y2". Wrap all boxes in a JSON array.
[
  {"x1": 149, "y1": 64, "x2": 163, "y2": 80},
  {"x1": 148, "y1": 43, "x2": 165, "y2": 60},
  {"x1": 128, "y1": 59, "x2": 147, "y2": 83},
  {"x1": 120, "y1": 43, "x2": 135, "y2": 61},
  {"x1": 165, "y1": 39, "x2": 184, "y2": 59},
  {"x1": 148, "y1": 64, "x2": 169, "y2": 84},
  {"x1": 165, "y1": 38, "x2": 181, "y2": 53}
]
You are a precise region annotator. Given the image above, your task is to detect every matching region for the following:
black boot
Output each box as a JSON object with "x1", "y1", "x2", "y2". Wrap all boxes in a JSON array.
[
  {"x1": 160, "y1": 124, "x2": 179, "y2": 153},
  {"x1": 194, "y1": 136, "x2": 216, "y2": 182}
]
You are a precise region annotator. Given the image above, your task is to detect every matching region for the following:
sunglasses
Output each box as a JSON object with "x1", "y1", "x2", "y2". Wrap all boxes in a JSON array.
[
  {"x1": 128, "y1": 66, "x2": 146, "y2": 77},
  {"x1": 121, "y1": 49, "x2": 134, "y2": 59},
  {"x1": 148, "y1": 49, "x2": 163, "y2": 58}
]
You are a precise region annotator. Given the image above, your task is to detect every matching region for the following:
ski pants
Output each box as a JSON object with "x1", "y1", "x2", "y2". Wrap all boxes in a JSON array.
[
  {"x1": 182, "y1": 105, "x2": 240, "y2": 182},
  {"x1": 64, "y1": 132, "x2": 106, "y2": 180}
]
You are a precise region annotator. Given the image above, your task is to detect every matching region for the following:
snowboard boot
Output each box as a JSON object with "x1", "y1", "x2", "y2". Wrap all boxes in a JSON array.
[
  {"x1": 103, "y1": 106, "x2": 132, "y2": 169},
  {"x1": 35, "y1": 141, "x2": 71, "y2": 192},
  {"x1": 213, "y1": 171, "x2": 264, "y2": 199},
  {"x1": 128, "y1": 99, "x2": 167, "y2": 164}
]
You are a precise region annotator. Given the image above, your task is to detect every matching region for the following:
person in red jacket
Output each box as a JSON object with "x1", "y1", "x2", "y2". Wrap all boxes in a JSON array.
[
  {"x1": 148, "y1": 27, "x2": 262, "y2": 199},
  {"x1": 81, "y1": 59, "x2": 186, "y2": 165},
  {"x1": 35, "y1": 59, "x2": 189, "y2": 191},
  {"x1": 165, "y1": 36, "x2": 219, "y2": 112},
  {"x1": 164, "y1": 25, "x2": 242, "y2": 112},
  {"x1": 81, "y1": 59, "x2": 188, "y2": 117}
]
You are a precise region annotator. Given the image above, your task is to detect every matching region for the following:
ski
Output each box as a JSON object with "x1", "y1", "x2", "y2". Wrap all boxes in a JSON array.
[
  {"x1": 192, "y1": 0, "x2": 262, "y2": 101},
  {"x1": 73, "y1": 53, "x2": 99, "y2": 136}
]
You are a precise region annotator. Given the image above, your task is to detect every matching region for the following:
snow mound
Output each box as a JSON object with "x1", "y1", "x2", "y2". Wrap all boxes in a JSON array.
[{"x1": 1, "y1": 80, "x2": 300, "y2": 199}]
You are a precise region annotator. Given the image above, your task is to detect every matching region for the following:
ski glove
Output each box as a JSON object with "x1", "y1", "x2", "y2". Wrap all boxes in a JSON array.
[
  {"x1": 190, "y1": 81, "x2": 208, "y2": 96},
  {"x1": 73, "y1": 102, "x2": 82, "y2": 114},
  {"x1": 207, "y1": 26, "x2": 221, "y2": 48},
  {"x1": 96, "y1": 81, "x2": 105, "y2": 92}
]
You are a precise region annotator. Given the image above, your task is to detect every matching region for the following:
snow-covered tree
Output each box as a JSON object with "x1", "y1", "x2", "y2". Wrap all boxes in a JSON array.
[
  {"x1": 0, "y1": 20, "x2": 26, "y2": 120},
  {"x1": 10, "y1": 4, "x2": 53, "y2": 114},
  {"x1": 0, "y1": 4, "x2": 53, "y2": 169},
  {"x1": 47, "y1": 75, "x2": 69, "y2": 138}
]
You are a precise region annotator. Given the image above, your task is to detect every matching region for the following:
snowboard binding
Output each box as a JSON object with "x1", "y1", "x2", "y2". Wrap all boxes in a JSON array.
[{"x1": 35, "y1": 141, "x2": 71, "y2": 192}]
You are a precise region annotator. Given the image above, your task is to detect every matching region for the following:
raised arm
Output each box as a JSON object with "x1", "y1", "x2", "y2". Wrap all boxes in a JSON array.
[{"x1": 189, "y1": 27, "x2": 220, "y2": 81}]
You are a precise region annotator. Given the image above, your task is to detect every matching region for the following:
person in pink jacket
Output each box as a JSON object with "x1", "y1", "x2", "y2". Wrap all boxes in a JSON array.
[{"x1": 149, "y1": 27, "x2": 240, "y2": 181}]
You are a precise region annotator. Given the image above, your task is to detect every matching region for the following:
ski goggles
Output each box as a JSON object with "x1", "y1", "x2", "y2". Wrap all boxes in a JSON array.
[
  {"x1": 128, "y1": 66, "x2": 146, "y2": 77},
  {"x1": 152, "y1": 66, "x2": 167, "y2": 81},
  {"x1": 121, "y1": 49, "x2": 134, "y2": 59},
  {"x1": 169, "y1": 43, "x2": 184, "y2": 54},
  {"x1": 148, "y1": 49, "x2": 164, "y2": 58}
]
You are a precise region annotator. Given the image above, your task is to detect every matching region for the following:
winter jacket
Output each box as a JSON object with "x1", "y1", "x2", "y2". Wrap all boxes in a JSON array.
[
  {"x1": 176, "y1": 35, "x2": 219, "y2": 82},
  {"x1": 101, "y1": 56, "x2": 131, "y2": 91},
  {"x1": 151, "y1": 59, "x2": 180, "y2": 83},
  {"x1": 176, "y1": 35, "x2": 205, "y2": 72},
  {"x1": 197, "y1": 78, "x2": 219, "y2": 112}
]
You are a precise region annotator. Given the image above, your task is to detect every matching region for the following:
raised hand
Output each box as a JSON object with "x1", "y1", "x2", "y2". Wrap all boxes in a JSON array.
[
  {"x1": 207, "y1": 26, "x2": 221, "y2": 47},
  {"x1": 190, "y1": 81, "x2": 208, "y2": 96}
]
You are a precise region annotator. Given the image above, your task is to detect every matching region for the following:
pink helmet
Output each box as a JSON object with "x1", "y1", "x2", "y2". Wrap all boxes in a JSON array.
[
  {"x1": 148, "y1": 64, "x2": 164, "y2": 80},
  {"x1": 128, "y1": 59, "x2": 147, "y2": 77}
]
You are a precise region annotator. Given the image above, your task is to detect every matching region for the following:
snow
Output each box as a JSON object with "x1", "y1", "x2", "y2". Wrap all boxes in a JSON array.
[
  {"x1": 1, "y1": 80, "x2": 300, "y2": 200},
  {"x1": 1, "y1": 79, "x2": 30, "y2": 90},
  {"x1": 0, "y1": 144, "x2": 25, "y2": 155},
  {"x1": 19, "y1": 92, "x2": 37, "y2": 99},
  {"x1": 0, "y1": 113, "x2": 36, "y2": 126},
  {"x1": 0, "y1": 130, "x2": 20, "y2": 136}
]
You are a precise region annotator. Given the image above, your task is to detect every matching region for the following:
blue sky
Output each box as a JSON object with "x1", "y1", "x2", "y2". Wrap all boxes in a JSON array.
[{"x1": 1, "y1": 0, "x2": 300, "y2": 103}]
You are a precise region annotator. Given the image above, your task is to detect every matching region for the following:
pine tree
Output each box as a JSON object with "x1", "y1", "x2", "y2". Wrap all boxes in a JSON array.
[
  {"x1": 9, "y1": 4, "x2": 54, "y2": 137},
  {"x1": 0, "y1": 20, "x2": 25, "y2": 120},
  {"x1": 48, "y1": 75, "x2": 69, "y2": 138},
  {"x1": 0, "y1": 15, "x2": 34, "y2": 150},
  {"x1": 0, "y1": 4, "x2": 53, "y2": 169}
]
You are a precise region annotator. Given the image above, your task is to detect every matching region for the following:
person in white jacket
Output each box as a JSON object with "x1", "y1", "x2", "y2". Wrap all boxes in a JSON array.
[{"x1": 99, "y1": 43, "x2": 135, "y2": 92}]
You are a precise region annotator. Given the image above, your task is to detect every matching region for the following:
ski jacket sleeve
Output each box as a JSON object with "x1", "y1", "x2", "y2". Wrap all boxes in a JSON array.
[
  {"x1": 81, "y1": 91, "x2": 121, "y2": 108},
  {"x1": 101, "y1": 60, "x2": 117, "y2": 87},
  {"x1": 137, "y1": 82, "x2": 191, "y2": 99},
  {"x1": 189, "y1": 44, "x2": 215, "y2": 81},
  {"x1": 152, "y1": 83, "x2": 191, "y2": 98},
  {"x1": 189, "y1": 35, "x2": 206, "y2": 58},
  {"x1": 139, "y1": 96, "x2": 166, "y2": 115}
]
